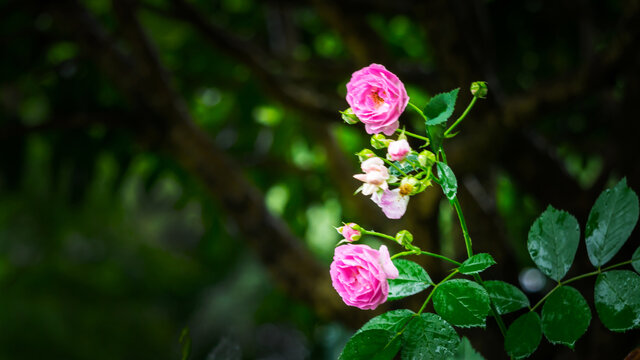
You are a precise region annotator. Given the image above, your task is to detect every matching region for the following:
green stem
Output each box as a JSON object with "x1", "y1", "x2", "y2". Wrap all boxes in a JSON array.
[
  {"x1": 407, "y1": 101, "x2": 427, "y2": 122},
  {"x1": 391, "y1": 250, "x2": 462, "y2": 266},
  {"x1": 380, "y1": 157, "x2": 407, "y2": 176},
  {"x1": 529, "y1": 259, "x2": 635, "y2": 312},
  {"x1": 473, "y1": 273, "x2": 508, "y2": 337},
  {"x1": 444, "y1": 96, "x2": 477, "y2": 137},
  {"x1": 359, "y1": 229, "x2": 396, "y2": 242},
  {"x1": 451, "y1": 197, "x2": 473, "y2": 258},
  {"x1": 443, "y1": 149, "x2": 507, "y2": 337},
  {"x1": 417, "y1": 270, "x2": 459, "y2": 315},
  {"x1": 395, "y1": 128, "x2": 430, "y2": 143}
]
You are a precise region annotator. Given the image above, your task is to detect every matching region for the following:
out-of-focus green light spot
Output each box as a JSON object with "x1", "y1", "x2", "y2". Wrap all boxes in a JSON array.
[
  {"x1": 46, "y1": 42, "x2": 78, "y2": 64},
  {"x1": 19, "y1": 94, "x2": 49, "y2": 126},
  {"x1": 438, "y1": 198, "x2": 455, "y2": 259},
  {"x1": 389, "y1": 16, "x2": 411, "y2": 38},
  {"x1": 314, "y1": 33, "x2": 342, "y2": 58},
  {"x1": 222, "y1": 0, "x2": 252, "y2": 13},
  {"x1": 200, "y1": 88, "x2": 221, "y2": 107},
  {"x1": 265, "y1": 183, "x2": 290, "y2": 215},
  {"x1": 253, "y1": 105, "x2": 282, "y2": 127},
  {"x1": 84, "y1": 0, "x2": 110, "y2": 15},
  {"x1": 332, "y1": 126, "x2": 365, "y2": 157},
  {"x1": 306, "y1": 198, "x2": 341, "y2": 259},
  {"x1": 557, "y1": 146, "x2": 603, "y2": 189},
  {"x1": 291, "y1": 138, "x2": 326, "y2": 169}
]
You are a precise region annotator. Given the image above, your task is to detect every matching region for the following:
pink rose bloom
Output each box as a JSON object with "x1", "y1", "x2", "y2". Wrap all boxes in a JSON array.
[
  {"x1": 336, "y1": 223, "x2": 361, "y2": 242},
  {"x1": 373, "y1": 189, "x2": 410, "y2": 219},
  {"x1": 346, "y1": 64, "x2": 409, "y2": 136},
  {"x1": 353, "y1": 157, "x2": 389, "y2": 196},
  {"x1": 330, "y1": 244, "x2": 399, "y2": 310},
  {"x1": 387, "y1": 139, "x2": 411, "y2": 162}
]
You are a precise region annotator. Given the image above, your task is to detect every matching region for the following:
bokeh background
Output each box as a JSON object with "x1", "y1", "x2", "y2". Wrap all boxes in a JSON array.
[{"x1": 1, "y1": 0, "x2": 640, "y2": 359}]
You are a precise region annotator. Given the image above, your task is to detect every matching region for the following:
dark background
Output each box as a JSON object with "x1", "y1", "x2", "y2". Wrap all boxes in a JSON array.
[{"x1": 1, "y1": 0, "x2": 639, "y2": 359}]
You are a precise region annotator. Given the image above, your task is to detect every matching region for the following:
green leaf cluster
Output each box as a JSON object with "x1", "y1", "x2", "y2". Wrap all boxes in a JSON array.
[{"x1": 505, "y1": 178, "x2": 640, "y2": 358}]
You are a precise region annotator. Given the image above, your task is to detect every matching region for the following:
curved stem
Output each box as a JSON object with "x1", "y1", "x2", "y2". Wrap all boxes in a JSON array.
[
  {"x1": 391, "y1": 250, "x2": 462, "y2": 266},
  {"x1": 417, "y1": 270, "x2": 459, "y2": 315},
  {"x1": 407, "y1": 101, "x2": 427, "y2": 122},
  {"x1": 395, "y1": 128, "x2": 430, "y2": 143},
  {"x1": 444, "y1": 96, "x2": 477, "y2": 137},
  {"x1": 529, "y1": 259, "x2": 635, "y2": 312}
]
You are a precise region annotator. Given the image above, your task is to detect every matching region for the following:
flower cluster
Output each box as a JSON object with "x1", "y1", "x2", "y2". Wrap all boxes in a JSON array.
[
  {"x1": 329, "y1": 64, "x2": 439, "y2": 311},
  {"x1": 344, "y1": 64, "x2": 432, "y2": 220}
]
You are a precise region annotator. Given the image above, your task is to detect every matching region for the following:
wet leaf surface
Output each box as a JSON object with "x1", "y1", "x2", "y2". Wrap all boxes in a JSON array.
[
  {"x1": 594, "y1": 270, "x2": 640, "y2": 332},
  {"x1": 433, "y1": 279, "x2": 491, "y2": 328},
  {"x1": 541, "y1": 286, "x2": 591, "y2": 347},
  {"x1": 527, "y1": 205, "x2": 580, "y2": 281}
]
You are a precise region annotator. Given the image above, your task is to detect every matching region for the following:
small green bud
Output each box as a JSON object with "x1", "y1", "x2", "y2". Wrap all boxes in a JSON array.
[
  {"x1": 470, "y1": 81, "x2": 488, "y2": 99},
  {"x1": 396, "y1": 131, "x2": 407, "y2": 141},
  {"x1": 370, "y1": 134, "x2": 391, "y2": 149},
  {"x1": 418, "y1": 150, "x2": 436, "y2": 168},
  {"x1": 340, "y1": 108, "x2": 359, "y2": 124},
  {"x1": 395, "y1": 230, "x2": 413, "y2": 246},
  {"x1": 356, "y1": 149, "x2": 375, "y2": 162}
]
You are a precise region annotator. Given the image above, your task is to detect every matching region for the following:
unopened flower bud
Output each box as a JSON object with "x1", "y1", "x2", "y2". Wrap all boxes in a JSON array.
[
  {"x1": 387, "y1": 139, "x2": 412, "y2": 162},
  {"x1": 395, "y1": 230, "x2": 413, "y2": 246},
  {"x1": 340, "y1": 108, "x2": 360, "y2": 124},
  {"x1": 336, "y1": 223, "x2": 362, "y2": 242},
  {"x1": 470, "y1": 81, "x2": 488, "y2": 99},
  {"x1": 356, "y1": 149, "x2": 375, "y2": 162},
  {"x1": 418, "y1": 150, "x2": 436, "y2": 168},
  {"x1": 399, "y1": 177, "x2": 419, "y2": 196},
  {"x1": 370, "y1": 134, "x2": 391, "y2": 149}
]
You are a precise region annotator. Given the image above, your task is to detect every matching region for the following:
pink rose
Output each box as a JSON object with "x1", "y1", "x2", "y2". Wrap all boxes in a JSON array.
[
  {"x1": 330, "y1": 244, "x2": 399, "y2": 310},
  {"x1": 346, "y1": 64, "x2": 409, "y2": 136},
  {"x1": 373, "y1": 188, "x2": 410, "y2": 219},
  {"x1": 336, "y1": 223, "x2": 361, "y2": 242},
  {"x1": 353, "y1": 157, "x2": 389, "y2": 196},
  {"x1": 387, "y1": 139, "x2": 411, "y2": 162}
]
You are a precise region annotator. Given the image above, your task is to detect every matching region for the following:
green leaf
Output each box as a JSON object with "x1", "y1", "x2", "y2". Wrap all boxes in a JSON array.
[
  {"x1": 484, "y1": 280, "x2": 530, "y2": 315},
  {"x1": 339, "y1": 329, "x2": 401, "y2": 360},
  {"x1": 436, "y1": 161, "x2": 457, "y2": 200},
  {"x1": 358, "y1": 309, "x2": 415, "y2": 334},
  {"x1": 388, "y1": 259, "x2": 433, "y2": 300},
  {"x1": 633, "y1": 246, "x2": 640, "y2": 274},
  {"x1": 527, "y1": 205, "x2": 580, "y2": 281},
  {"x1": 594, "y1": 270, "x2": 640, "y2": 332},
  {"x1": 401, "y1": 313, "x2": 460, "y2": 360},
  {"x1": 424, "y1": 88, "x2": 459, "y2": 126},
  {"x1": 433, "y1": 279, "x2": 491, "y2": 328},
  {"x1": 426, "y1": 123, "x2": 446, "y2": 155},
  {"x1": 458, "y1": 253, "x2": 496, "y2": 274},
  {"x1": 504, "y1": 312, "x2": 542, "y2": 359},
  {"x1": 541, "y1": 286, "x2": 591, "y2": 347},
  {"x1": 585, "y1": 178, "x2": 639, "y2": 267},
  {"x1": 452, "y1": 337, "x2": 485, "y2": 360},
  {"x1": 388, "y1": 153, "x2": 420, "y2": 177}
]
